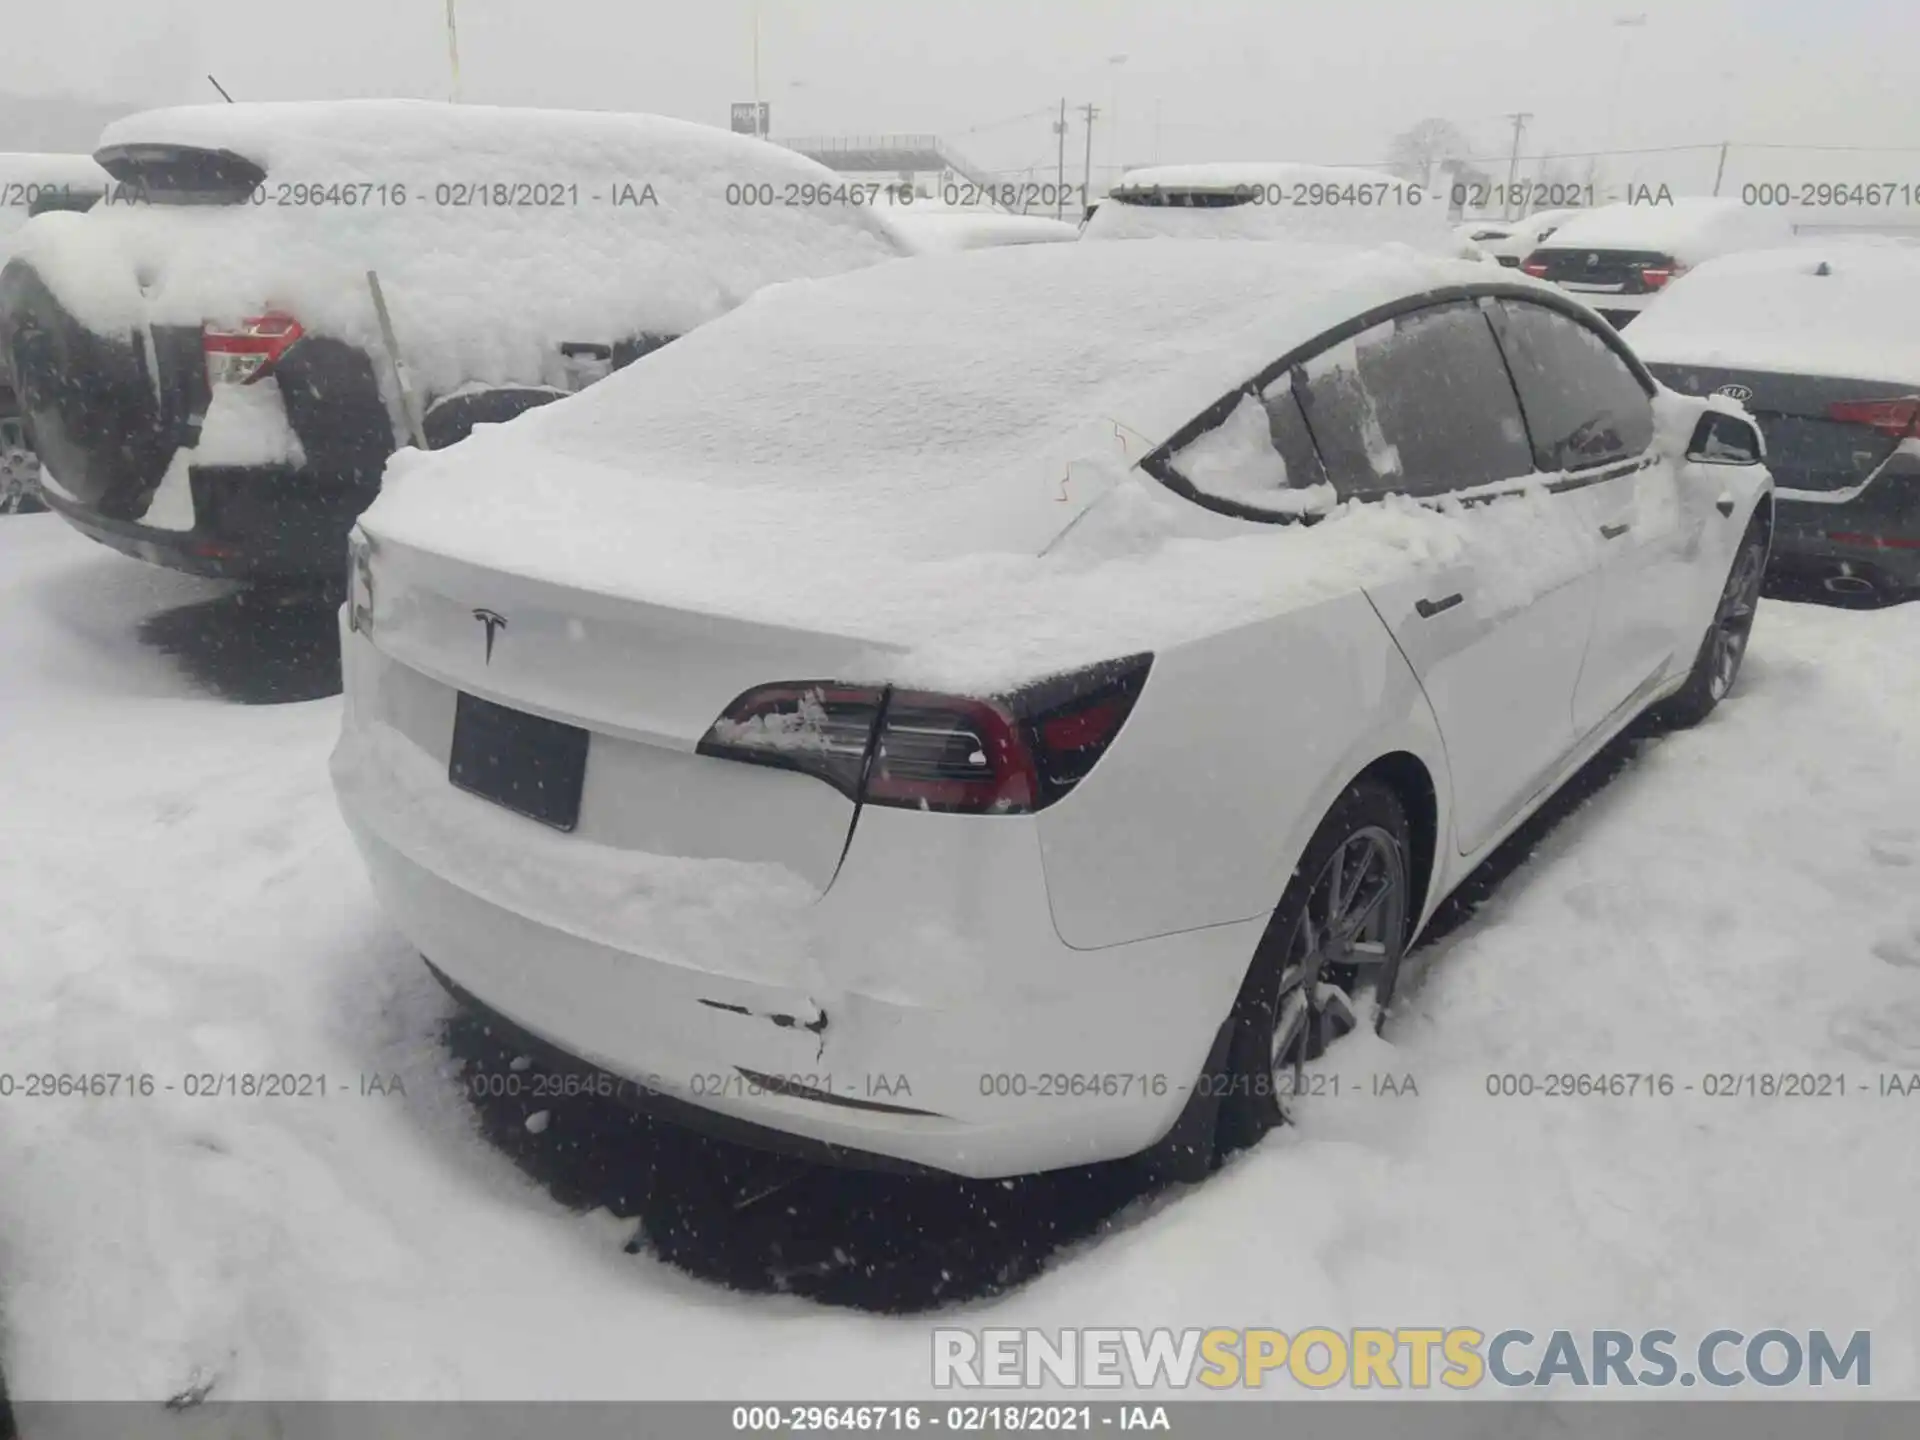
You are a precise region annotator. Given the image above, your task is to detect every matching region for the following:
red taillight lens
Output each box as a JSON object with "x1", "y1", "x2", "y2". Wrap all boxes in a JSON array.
[
  {"x1": 1521, "y1": 259, "x2": 1550, "y2": 278},
  {"x1": 694, "y1": 683, "x2": 885, "y2": 799},
  {"x1": 696, "y1": 655, "x2": 1153, "y2": 815},
  {"x1": 203, "y1": 312, "x2": 304, "y2": 385},
  {"x1": 1639, "y1": 265, "x2": 1681, "y2": 290},
  {"x1": 1826, "y1": 397, "x2": 1920, "y2": 440}
]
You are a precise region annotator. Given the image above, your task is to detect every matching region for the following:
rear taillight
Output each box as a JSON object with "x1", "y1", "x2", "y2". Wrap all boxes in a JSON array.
[
  {"x1": 696, "y1": 655, "x2": 1152, "y2": 815},
  {"x1": 1520, "y1": 259, "x2": 1550, "y2": 278},
  {"x1": 1639, "y1": 263, "x2": 1685, "y2": 290},
  {"x1": 203, "y1": 312, "x2": 303, "y2": 385},
  {"x1": 1827, "y1": 397, "x2": 1920, "y2": 440}
]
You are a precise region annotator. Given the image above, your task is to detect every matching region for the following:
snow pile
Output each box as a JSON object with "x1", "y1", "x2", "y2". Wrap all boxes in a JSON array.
[
  {"x1": 1084, "y1": 162, "x2": 1470, "y2": 257},
  {"x1": 7, "y1": 102, "x2": 907, "y2": 398},
  {"x1": 1534, "y1": 198, "x2": 1796, "y2": 261},
  {"x1": 1628, "y1": 244, "x2": 1920, "y2": 386},
  {"x1": 882, "y1": 209, "x2": 1079, "y2": 253}
]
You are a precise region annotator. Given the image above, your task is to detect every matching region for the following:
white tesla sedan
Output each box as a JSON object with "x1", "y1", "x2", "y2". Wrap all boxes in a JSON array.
[{"x1": 331, "y1": 240, "x2": 1773, "y2": 1180}]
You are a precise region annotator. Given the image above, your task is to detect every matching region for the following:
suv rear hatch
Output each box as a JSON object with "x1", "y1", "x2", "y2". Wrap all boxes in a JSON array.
[
  {"x1": 0, "y1": 143, "x2": 264, "y2": 518},
  {"x1": 1645, "y1": 363, "x2": 1918, "y2": 492}
]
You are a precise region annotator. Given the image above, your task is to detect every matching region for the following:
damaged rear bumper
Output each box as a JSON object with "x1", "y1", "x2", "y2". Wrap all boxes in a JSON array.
[{"x1": 331, "y1": 628, "x2": 1264, "y2": 1179}]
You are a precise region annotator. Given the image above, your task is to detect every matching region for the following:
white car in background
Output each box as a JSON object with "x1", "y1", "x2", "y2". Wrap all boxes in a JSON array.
[
  {"x1": 1520, "y1": 197, "x2": 1797, "y2": 328},
  {"x1": 882, "y1": 208, "x2": 1079, "y2": 253},
  {"x1": 1083, "y1": 162, "x2": 1483, "y2": 258},
  {"x1": 332, "y1": 240, "x2": 1772, "y2": 1181},
  {"x1": 1457, "y1": 207, "x2": 1584, "y2": 267}
]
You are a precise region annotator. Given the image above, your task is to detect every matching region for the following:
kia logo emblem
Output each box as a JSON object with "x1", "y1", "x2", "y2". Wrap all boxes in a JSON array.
[
  {"x1": 1716, "y1": 384, "x2": 1754, "y2": 403},
  {"x1": 472, "y1": 608, "x2": 507, "y2": 664}
]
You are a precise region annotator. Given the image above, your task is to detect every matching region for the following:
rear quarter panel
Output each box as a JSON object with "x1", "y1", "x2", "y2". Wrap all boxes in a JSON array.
[{"x1": 1035, "y1": 589, "x2": 1450, "y2": 951}]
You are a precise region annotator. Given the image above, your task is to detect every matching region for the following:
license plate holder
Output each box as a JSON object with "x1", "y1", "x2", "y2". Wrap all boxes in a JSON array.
[{"x1": 449, "y1": 692, "x2": 589, "y2": 832}]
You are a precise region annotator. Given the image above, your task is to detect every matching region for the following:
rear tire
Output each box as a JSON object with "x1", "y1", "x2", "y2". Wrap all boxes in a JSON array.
[
  {"x1": 1651, "y1": 512, "x2": 1767, "y2": 730},
  {"x1": 1213, "y1": 780, "x2": 1412, "y2": 1157}
]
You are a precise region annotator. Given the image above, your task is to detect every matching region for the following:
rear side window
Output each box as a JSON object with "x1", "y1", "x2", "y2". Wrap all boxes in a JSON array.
[
  {"x1": 1492, "y1": 299, "x2": 1654, "y2": 471},
  {"x1": 1163, "y1": 387, "x2": 1329, "y2": 516},
  {"x1": 1293, "y1": 301, "x2": 1535, "y2": 500}
]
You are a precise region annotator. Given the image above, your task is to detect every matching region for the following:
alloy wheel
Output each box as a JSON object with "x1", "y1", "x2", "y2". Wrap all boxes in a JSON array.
[
  {"x1": 1709, "y1": 532, "x2": 1766, "y2": 701},
  {"x1": 1268, "y1": 824, "x2": 1409, "y2": 1105}
]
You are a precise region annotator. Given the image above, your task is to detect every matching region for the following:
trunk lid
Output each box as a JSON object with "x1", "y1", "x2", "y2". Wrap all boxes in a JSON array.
[
  {"x1": 360, "y1": 534, "x2": 900, "y2": 893},
  {"x1": 368, "y1": 534, "x2": 902, "y2": 749},
  {"x1": 1527, "y1": 246, "x2": 1672, "y2": 295},
  {"x1": 1646, "y1": 362, "x2": 1916, "y2": 491}
]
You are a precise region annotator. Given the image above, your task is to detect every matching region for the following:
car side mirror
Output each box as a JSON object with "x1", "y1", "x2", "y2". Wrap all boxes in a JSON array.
[{"x1": 1687, "y1": 410, "x2": 1763, "y2": 466}]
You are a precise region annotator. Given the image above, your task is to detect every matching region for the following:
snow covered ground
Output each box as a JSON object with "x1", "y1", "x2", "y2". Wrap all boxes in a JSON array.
[{"x1": 3, "y1": 511, "x2": 1920, "y2": 1403}]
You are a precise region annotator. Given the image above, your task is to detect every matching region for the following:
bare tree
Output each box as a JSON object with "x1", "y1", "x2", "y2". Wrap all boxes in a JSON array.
[{"x1": 1385, "y1": 118, "x2": 1482, "y2": 189}]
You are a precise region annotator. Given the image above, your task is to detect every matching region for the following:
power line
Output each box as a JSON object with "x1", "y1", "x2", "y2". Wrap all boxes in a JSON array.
[{"x1": 953, "y1": 105, "x2": 1059, "y2": 138}]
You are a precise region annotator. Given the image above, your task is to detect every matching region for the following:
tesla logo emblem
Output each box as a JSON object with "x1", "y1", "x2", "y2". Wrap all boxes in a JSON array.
[
  {"x1": 1716, "y1": 383, "x2": 1754, "y2": 402},
  {"x1": 472, "y1": 608, "x2": 507, "y2": 664}
]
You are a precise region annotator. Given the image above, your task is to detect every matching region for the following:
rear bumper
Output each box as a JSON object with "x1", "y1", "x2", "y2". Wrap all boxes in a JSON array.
[
  {"x1": 1549, "y1": 288, "x2": 1656, "y2": 328},
  {"x1": 41, "y1": 464, "x2": 367, "y2": 580},
  {"x1": 1771, "y1": 483, "x2": 1920, "y2": 592},
  {"x1": 330, "y1": 626, "x2": 1264, "y2": 1179}
]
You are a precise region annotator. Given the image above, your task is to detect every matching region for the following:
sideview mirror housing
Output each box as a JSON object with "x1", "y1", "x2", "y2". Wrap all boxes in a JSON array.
[{"x1": 1687, "y1": 410, "x2": 1764, "y2": 466}]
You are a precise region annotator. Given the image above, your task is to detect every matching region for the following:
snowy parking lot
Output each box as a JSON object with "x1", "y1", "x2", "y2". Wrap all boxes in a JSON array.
[{"x1": 2, "y1": 509, "x2": 1918, "y2": 1401}]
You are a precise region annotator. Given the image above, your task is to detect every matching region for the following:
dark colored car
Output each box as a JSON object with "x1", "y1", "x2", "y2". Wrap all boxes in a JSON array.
[
  {"x1": 0, "y1": 100, "x2": 907, "y2": 584},
  {"x1": 1631, "y1": 244, "x2": 1920, "y2": 601}
]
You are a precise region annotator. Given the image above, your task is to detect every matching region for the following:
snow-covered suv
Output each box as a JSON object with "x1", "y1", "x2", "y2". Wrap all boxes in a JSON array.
[{"x1": 0, "y1": 101, "x2": 909, "y2": 581}]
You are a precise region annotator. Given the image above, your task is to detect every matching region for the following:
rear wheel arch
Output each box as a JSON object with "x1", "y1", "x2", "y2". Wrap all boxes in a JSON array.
[{"x1": 1350, "y1": 751, "x2": 1439, "y2": 933}]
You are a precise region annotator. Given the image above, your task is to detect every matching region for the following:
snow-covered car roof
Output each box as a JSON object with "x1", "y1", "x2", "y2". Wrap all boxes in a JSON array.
[
  {"x1": 1625, "y1": 243, "x2": 1920, "y2": 387},
  {"x1": 1531, "y1": 198, "x2": 1795, "y2": 261},
  {"x1": 361, "y1": 240, "x2": 1496, "y2": 614},
  {"x1": 882, "y1": 209, "x2": 1080, "y2": 253},
  {"x1": 8, "y1": 101, "x2": 909, "y2": 397},
  {"x1": 0, "y1": 152, "x2": 110, "y2": 246},
  {"x1": 1082, "y1": 162, "x2": 1474, "y2": 258}
]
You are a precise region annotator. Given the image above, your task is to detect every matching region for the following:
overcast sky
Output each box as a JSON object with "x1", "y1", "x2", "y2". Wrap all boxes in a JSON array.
[{"x1": 6, "y1": 0, "x2": 1918, "y2": 189}]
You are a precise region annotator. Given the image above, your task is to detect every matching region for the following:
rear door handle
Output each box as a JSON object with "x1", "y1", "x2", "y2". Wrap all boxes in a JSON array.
[
  {"x1": 1415, "y1": 593, "x2": 1463, "y2": 619},
  {"x1": 1600, "y1": 522, "x2": 1631, "y2": 539}
]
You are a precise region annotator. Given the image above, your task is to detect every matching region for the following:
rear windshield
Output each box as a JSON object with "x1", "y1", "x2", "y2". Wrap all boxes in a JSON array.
[{"x1": 93, "y1": 143, "x2": 267, "y2": 206}]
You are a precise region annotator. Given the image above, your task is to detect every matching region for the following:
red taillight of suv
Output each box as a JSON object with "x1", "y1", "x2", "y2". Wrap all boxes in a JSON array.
[
  {"x1": 1520, "y1": 259, "x2": 1550, "y2": 278},
  {"x1": 1639, "y1": 263, "x2": 1686, "y2": 291},
  {"x1": 203, "y1": 312, "x2": 304, "y2": 385},
  {"x1": 696, "y1": 655, "x2": 1153, "y2": 814},
  {"x1": 1827, "y1": 397, "x2": 1920, "y2": 440}
]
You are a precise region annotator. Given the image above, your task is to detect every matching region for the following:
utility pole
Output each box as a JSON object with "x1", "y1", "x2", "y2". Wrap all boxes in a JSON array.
[
  {"x1": 1080, "y1": 102, "x2": 1100, "y2": 216},
  {"x1": 1711, "y1": 140, "x2": 1731, "y2": 196},
  {"x1": 445, "y1": 0, "x2": 462, "y2": 102},
  {"x1": 1054, "y1": 99, "x2": 1068, "y2": 220},
  {"x1": 1502, "y1": 111, "x2": 1531, "y2": 220}
]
